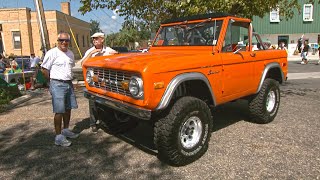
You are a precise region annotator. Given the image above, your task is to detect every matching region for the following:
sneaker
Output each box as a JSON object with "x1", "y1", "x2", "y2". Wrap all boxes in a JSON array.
[
  {"x1": 91, "y1": 125, "x2": 98, "y2": 133},
  {"x1": 62, "y1": 129, "x2": 79, "y2": 139},
  {"x1": 301, "y1": 61, "x2": 305, "y2": 65},
  {"x1": 55, "y1": 134, "x2": 71, "y2": 147}
]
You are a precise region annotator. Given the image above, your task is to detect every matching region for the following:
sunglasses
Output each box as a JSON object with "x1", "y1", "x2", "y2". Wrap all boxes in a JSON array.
[{"x1": 58, "y1": 39, "x2": 70, "y2": 43}]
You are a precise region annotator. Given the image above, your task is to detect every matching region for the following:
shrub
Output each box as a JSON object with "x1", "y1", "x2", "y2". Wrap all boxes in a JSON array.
[{"x1": 0, "y1": 87, "x2": 21, "y2": 113}]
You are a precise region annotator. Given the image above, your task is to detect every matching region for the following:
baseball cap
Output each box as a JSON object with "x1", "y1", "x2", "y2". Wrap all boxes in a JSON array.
[{"x1": 91, "y1": 32, "x2": 105, "y2": 38}]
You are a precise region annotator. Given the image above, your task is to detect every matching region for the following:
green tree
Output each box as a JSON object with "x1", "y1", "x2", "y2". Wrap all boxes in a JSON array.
[
  {"x1": 105, "y1": 27, "x2": 138, "y2": 49},
  {"x1": 90, "y1": 19, "x2": 103, "y2": 35},
  {"x1": 79, "y1": 0, "x2": 320, "y2": 27},
  {"x1": 105, "y1": 18, "x2": 151, "y2": 49}
]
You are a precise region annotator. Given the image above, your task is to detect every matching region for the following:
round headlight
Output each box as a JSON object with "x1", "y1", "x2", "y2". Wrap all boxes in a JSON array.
[
  {"x1": 86, "y1": 68, "x2": 94, "y2": 86},
  {"x1": 129, "y1": 76, "x2": 143, "y2": 98}
]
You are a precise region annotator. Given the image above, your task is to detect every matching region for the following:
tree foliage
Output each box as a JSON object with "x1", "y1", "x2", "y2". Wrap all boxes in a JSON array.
[
  {"x1": 105, "y1": 20, "x2": 151, "y2": 48},
  {"x1": 79, "y1": 0, "x2": 319, "y2": 27},
  {"x1": 80, "y1": 0, "x2": 319, "y2": 47},
  {"x1": 89, "y1": 19, "x2": 103, "y2": 35}
]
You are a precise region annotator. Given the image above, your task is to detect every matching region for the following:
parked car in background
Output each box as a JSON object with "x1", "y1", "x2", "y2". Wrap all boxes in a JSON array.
[
  {"x1": 111, "y1": 47, "x2": 129, "y2": 53},
  {"x1": 15, "y1": 56, "x2": 31, "y2": 70}
]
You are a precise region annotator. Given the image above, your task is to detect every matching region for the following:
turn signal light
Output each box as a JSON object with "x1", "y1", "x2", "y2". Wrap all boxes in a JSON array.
[{"x1": 154, "y1": 82, "x2": 164, "y2": 89}]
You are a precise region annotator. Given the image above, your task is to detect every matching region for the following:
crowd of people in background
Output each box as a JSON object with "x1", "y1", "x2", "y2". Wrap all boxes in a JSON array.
[
  {"x1": 269, "y1": 38, "x2": 319, "y2": 65},
  {"x1": 0, "y1": 53, "x2": 42, "y2": 71}
]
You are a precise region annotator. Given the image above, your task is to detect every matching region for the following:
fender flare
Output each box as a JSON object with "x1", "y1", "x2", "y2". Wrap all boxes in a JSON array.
[
  {"x1": 256, "y1": 62, "x2": 284, "y2": 93},
  {"x1": 155, "y1": 72, "x2": 216, "y2": 110}
]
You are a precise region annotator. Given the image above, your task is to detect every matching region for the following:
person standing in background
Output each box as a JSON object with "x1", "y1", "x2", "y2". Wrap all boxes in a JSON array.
[
  {"x1": 9, "y1": 57, "x2": 18, "y2": 69},
  {"x1": 301, "y1": 40, "x2": 310, "y2": 65},
  {"x1": 316, "y1": 46, "x2": 320, "y2": 65},
  {"x1": 29, "y1": 53, "x2": 41, "y2": 90},
  {"x1": 0, "y1": 54, "x2": 7, "y2": 73},
  {"x1": 80, "y1": 32, "x2": 117, "y2": 133},
  {"x1": 278, "y1": 42, "x2": 287, "y2": 51},
  {"x1": 30, "y1": 53, "x2": 41, "y2": 70},
  {"x1": 41, "y1": 32, "x2": 79, "y2": 147},
  {"x1": 80, "y1": 32, "x2": 117, "y2": 65}
]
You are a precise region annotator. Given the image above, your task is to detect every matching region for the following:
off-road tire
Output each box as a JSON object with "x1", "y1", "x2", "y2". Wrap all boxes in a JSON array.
[
  {"x1": 97, "y1": 106, "x2": 138, "y2": 134},
  {"x1": 248, "y1": 78, "x2": 280, "y2": 124},
  {"x1": 154, "y1": 96, "x2": 213, "y2": 166}
]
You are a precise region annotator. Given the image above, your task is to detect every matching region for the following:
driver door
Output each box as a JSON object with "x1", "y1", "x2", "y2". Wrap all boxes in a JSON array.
[{"x1": 221, "y1": 20, "x2": 255, "y2": 100}]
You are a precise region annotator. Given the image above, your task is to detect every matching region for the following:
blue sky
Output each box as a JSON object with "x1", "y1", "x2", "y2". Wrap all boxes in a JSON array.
[{"x1": 0, "y1": 0, "x2": 124, "y2": 34}]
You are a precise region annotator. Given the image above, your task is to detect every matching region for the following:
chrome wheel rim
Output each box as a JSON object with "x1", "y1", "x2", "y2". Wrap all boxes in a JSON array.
[
  {"x1": 180, "y1": 116, "x2": 203, "y2": 149},
  {"x1": 266, "y1": 90, "x2": 276, "y2": 112}
]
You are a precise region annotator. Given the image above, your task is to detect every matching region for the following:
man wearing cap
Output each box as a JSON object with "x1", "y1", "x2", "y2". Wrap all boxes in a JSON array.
[
  {"x1": 80, "y1": 32, "x2": 117, "y2": 66},
  {"x1": 81, "y1": 32, "x2": 117, "y2": 133}
]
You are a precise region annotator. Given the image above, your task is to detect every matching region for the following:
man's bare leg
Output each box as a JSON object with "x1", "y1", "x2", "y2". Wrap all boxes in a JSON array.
[
  {"x1": 63, "y1": 109, "x2": 71, "y2": 129},
  {"x1": 54, "y1": 113, "x2": 63, "y2": 134}
]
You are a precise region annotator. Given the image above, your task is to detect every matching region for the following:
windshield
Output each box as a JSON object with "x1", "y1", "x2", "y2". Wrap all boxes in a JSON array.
[{"x1": 153, "y1": 20, "x2": 223, "y2": 46}]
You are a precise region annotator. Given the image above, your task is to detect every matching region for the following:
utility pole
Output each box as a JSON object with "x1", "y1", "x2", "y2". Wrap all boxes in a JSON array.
[{"x1": 34, "y1": 0, "x2": 50, "y2": 57}]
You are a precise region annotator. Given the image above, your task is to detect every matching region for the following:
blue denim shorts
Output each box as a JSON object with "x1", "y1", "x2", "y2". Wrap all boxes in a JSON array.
[
  {"x1": 301, "y1": 52, "x2": 308, "y2": 59},
  {"x1": 49, "y1": 80, "x2": 78, "y2": 113}
]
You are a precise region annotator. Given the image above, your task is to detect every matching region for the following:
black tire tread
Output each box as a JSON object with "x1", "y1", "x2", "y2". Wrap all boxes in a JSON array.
[
  {"x1": 248, "y1": 78, "x2": 280, "y2": 124},
  {"x1": 154, "y1": 96, "x2": 212, "y2": 166}
]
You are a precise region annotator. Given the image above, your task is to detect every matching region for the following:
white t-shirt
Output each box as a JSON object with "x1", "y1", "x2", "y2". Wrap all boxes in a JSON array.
[
  {"x1": 80, "y1": 46, "x2": 116, "y2": 64},
  {"x1": 41, "y1": 47, "x2": 75, "y2": 80},
  {"x1": 30, "y1": 56, "x2": 40, "y2": 68}
]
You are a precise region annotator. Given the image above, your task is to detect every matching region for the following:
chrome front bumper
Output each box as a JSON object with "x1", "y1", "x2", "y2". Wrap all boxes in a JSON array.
[{"x1": 83, "y1": 89, "x2": 151, "y2": 120}]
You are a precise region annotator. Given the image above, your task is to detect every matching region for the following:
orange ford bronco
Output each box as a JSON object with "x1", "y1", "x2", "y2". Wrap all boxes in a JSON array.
[{"x1": 82, "y1": 13, "x2": 288, "y2": 166}]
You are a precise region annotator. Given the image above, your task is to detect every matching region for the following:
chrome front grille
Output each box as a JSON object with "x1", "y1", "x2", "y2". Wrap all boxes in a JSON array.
[{"x1": 92, "y1": 68, "x2": 138, "y2": 97}]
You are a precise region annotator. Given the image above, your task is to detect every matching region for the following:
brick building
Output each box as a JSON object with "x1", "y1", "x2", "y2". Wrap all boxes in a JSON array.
[{"x1": 0, "y1": 2, "x2": 90, "y2": 59}]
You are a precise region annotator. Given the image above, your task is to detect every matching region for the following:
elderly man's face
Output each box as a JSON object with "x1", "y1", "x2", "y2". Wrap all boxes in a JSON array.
[
  {"x1": 57, "y1": 33, "x2": 70, "y2": 52},
  {"x1": 92, "y1": 37, "x2": 104, "y2": 46}
]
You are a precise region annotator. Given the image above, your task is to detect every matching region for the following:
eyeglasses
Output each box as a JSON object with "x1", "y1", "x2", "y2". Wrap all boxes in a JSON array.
[
  {"x1": 92, "y1": 37, "x2": 103, "y2": 40},
  {"x1": 58, "y1": 39, "x2": 70, "y2": 43}
]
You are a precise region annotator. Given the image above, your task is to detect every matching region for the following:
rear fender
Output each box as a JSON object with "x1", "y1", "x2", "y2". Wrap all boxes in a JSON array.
[{"x1": 256, "y1": 62, "x2": 284, "y2": 93}]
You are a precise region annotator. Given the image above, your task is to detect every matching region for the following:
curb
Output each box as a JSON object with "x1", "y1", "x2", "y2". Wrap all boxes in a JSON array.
[
  {"x1": 6, "y1": 94, "x2": 33, "y2": 110},
  {"x1": 287, "y1": 55, "x2": 319, "y2": 61}
]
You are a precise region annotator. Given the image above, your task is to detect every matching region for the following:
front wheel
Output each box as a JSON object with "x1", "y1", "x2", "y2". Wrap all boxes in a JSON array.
[
  {"x1": 154, "y1": 96, "x2": 213, "y2": 166},
  {"x1": 248, "y1": 78, "x2": 280, "y2": 124}
]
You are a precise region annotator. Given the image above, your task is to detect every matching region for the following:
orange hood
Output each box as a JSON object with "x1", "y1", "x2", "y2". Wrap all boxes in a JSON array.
[{"x1": 82, "y1": 50, "x2": 211, "y2": 74}]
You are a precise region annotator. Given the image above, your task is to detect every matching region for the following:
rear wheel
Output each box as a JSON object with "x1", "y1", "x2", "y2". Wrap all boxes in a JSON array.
[
  {"x1": 154, "y1": 96, "x2": 213, "y2": 166},
  {"x1": 248, "y1": 78, "x2": 280, "y2": 124}
]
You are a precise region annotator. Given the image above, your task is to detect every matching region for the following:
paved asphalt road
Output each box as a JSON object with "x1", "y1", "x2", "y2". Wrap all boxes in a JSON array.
[{"x1": 0, "y1": 61, "x2": 319, "y2": 179}]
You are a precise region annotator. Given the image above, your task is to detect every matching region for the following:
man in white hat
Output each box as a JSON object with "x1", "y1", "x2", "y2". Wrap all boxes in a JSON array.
[
  {"x1": 81, "y1": 32, "x2": 118, "y2": 133},
  {"x1": 80, "y1": 32, "x2": 117, "y2": 66}
]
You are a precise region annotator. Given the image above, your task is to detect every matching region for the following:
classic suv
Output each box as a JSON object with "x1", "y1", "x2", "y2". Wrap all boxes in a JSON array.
[{"x1": 82, "y1": 13, "x2": 288, "y2": 166}]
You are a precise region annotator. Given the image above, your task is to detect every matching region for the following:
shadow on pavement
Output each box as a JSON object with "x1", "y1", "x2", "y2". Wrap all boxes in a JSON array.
[
  {"x1": 73, "y1": 118, "x2": 90, "y2": 133},
  {"x1": 0, "y1": 121, "x2": 176, "y2": 179},
  {"x1": 0, "y1": 100, "x2": 263, "y2": 178},
  {"x1": 103, "y1": 100, "x2": 251, "y2": 158},
  {"x1": 211, "y1": 100, "x2": 250, "y2": 132}
]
